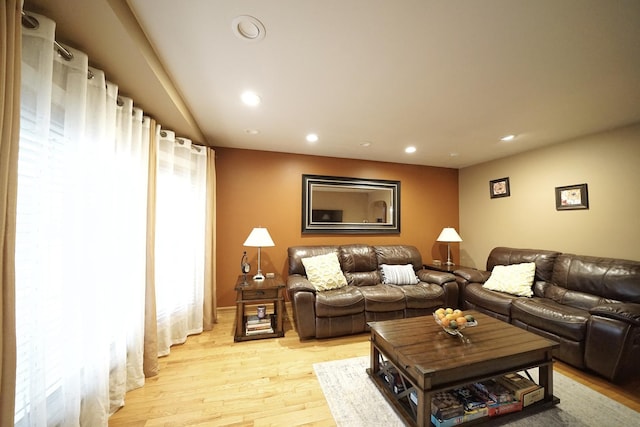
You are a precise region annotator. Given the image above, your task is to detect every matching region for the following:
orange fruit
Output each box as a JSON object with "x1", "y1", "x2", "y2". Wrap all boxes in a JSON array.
[
  {"x1": 456, "y1": 317, "x2": 467, "y2": 326},
  {"x1": 441, "y1": 318, "x2": 450, "y2": 327}
]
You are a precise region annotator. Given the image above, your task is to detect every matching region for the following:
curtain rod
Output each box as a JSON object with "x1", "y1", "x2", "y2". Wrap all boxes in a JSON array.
[
  {"x1": 21, "y1": 11, "x2": 73, "y2": 61},
  {"x1": 20, "y1": 9, "x2": 202, "y2": 145},
  {"x1": 21, "y1": 10, "x2": 94, "y2": 79}
]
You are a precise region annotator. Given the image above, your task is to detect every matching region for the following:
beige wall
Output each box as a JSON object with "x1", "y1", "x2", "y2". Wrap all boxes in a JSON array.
[{"x1": 459, "y1": 123, "x2": 640, "y2": 268}]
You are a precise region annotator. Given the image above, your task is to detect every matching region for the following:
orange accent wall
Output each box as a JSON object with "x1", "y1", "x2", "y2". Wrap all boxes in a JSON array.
[{"x1": 215, "y1": 147, "x2": 459, "y2": 307}]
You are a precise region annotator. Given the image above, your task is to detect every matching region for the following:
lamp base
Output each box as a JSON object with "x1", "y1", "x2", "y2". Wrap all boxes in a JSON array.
[
  {"x1": 253, "y1": 272, "x2": 265, "y2": 281},
  {"x1": 444, "y1": 260, "x2": 455, "y2": 266}
]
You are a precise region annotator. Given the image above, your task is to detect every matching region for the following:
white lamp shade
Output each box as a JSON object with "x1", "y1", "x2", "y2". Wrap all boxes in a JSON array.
[
  {"x1": 243, "y1": 227, "x2": 275, "y2": 247},
  {"x1": 437, "y1": 227, "x2": 462, "y2": 243}
]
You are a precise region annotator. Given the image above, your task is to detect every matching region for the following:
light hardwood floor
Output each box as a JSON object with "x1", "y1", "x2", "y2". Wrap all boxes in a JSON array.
[{"x1": 108, "y1": 304, "x2": 640, "y2": 426}]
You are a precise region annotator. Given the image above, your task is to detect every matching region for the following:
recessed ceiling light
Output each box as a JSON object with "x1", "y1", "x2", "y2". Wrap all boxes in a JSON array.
[
  {"x1": 245, "y1": 129, "x2": 259, "y2": 135},
  {"x1": 231, "y1": 15, "x2": 266, "y2": 42},
  {"x1": 500, "y1": 134, "x2": 516, "y2": 142},
  {"x1": 449, "y1": 152, "x2": 459, "y2": 157},
  {"x1": 405, "y1": 146, "x2": 416, "y2": 154},
  {"x1": 360, "y1": 141, "x2": 372, "y2": 147},
  {"x1": 306, "y1": 133, "x2": 319, "y2": 143},
  {"x1": 241, "y1": 91, "x2": 261, "y2": 106}
]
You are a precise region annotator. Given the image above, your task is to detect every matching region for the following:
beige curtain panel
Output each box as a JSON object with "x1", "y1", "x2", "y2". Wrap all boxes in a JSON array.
[{"x1": 1, "y1": 1, "x2": 21, "y2": 425}]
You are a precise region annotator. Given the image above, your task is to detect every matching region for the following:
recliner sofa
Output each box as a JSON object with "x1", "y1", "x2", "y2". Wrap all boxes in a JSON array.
[
  {"x1": 287, "y1": 244, "x2": 458, "y2": 339},
  {"x1": 455, "y1": 247, "x2": 640, "y2": 383}
]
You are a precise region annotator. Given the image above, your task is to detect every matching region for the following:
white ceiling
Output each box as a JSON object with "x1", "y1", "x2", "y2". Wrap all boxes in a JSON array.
[{"x1": 25, "y1": 0, "x2": 640, "y2": 168}]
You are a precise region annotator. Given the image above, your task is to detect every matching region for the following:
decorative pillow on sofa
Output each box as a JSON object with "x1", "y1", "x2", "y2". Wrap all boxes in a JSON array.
[
  {"x1": 301, "y1": 252, "x2": 348, "y2": 291},
  {"x1": 483, "y1": 262, "x2": 536, "y2": 297},
  {"x1": 380, "y1": 264, "x2": 419, "y2": 285}
]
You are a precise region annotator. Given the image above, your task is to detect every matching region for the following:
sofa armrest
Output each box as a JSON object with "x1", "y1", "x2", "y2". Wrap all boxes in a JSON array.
[
  {"x1": 287, "y1": 274, "x2": 316, "y2": 295},
  {"x1": 454, "y1": 267, "x2": 491, "y2": 284},
  {"x1": 286, "y1": 274, "x2": 318, "y2": 339},
  {"x1": 417, "y1": 269, "x2": 458, "y2": 307},
  {"x1": 417, "y1": 269, "x2": 456, "y2": 285},
  {"x1": 589, "y1": 303, "x2": 640, "y2": 326}
]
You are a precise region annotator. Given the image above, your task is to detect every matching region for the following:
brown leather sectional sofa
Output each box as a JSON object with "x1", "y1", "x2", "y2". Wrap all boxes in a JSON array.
[
  {"x1": 455, "y1": 247, "x2": 640, "y2": 383},
  {"x1": 286, "y1": 244, "x2": 458, "y2": 339}
]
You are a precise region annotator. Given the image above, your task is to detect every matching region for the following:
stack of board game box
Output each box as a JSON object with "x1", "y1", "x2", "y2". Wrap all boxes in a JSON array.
[{"x1": 424, "y1": 373, "x2": 544, "y2": 427}]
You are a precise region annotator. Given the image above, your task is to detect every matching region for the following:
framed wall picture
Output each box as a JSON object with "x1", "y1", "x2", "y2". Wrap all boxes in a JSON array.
[
  {"x1": 555, "y1": 183, "x2": 589, "y2": 210},
  {"x1": 489, "y1": 177, "x2": 510, "y2": 198}
]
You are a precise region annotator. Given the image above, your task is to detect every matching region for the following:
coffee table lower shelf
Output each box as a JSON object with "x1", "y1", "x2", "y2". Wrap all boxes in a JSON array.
[{"x1": 366, "y1": 358, "x2": 560, "y2": 427}]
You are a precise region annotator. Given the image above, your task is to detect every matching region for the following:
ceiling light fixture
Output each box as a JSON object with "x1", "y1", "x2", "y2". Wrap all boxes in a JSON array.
[
  {"x1": 245, "y1": 129, "x2": 259, "y2": 135},
  {"x1": 500, "y1": 134, "x2": 516, "y2": 142},
  {"x1": 306, "y1": 133, "x2": 319, "y2": 143},
  {"x1": 241, "y1": 91, "x2": 261, "y2": 106},
  {"x1": 231, "y1": 15, "x2": 266, "y2": 42},
  {"x1": 405, "y1": 146, "x2": 416, "y2": 154},
  {"x1": 360, "y1": 141, "x2": 372, "y2": 147}
]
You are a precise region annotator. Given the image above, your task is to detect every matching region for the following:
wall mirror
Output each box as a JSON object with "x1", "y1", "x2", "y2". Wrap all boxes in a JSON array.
[{"x1": 302, "y1": 174, "x2": 400, "y2": 234}]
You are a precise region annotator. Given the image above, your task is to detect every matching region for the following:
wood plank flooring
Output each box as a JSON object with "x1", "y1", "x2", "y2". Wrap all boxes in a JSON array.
[{"x1": 108, "y1": 304, "x2": 639, "y2": 426}]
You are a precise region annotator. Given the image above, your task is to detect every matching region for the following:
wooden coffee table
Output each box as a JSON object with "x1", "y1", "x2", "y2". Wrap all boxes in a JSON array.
[{"x1": 367, "y1": 311, "x2": 560, "y2": 427}]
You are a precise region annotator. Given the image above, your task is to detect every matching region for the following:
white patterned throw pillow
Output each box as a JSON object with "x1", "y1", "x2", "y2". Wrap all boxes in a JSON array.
[
  {"x1": 483, "y1": 262, "x2": 536, "y2": 297},
  {"x1": 380, "y1": 264, "x2": 419, "y2": 285},
  {"x1": 301, "y1": 252, "x2": 348, "y2": 291}
]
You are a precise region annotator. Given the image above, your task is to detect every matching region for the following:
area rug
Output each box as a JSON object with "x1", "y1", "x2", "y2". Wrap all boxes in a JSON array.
[{"x1": 313, "y1": 356, "x2": 638, "y2": 426}]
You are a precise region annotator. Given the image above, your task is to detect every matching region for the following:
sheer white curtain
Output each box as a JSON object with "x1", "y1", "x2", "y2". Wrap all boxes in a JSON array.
[
  {"x1": 15, "y1": 12, "x2": 147, "y2": 425},
  {"x1": 155, "y1": 130, "x2": 207, "y2": 355}
]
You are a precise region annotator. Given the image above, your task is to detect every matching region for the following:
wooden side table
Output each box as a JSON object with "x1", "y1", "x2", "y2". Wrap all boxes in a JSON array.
[{"x1": 234, "y1": 274, "x2": 285, "y2": 342}]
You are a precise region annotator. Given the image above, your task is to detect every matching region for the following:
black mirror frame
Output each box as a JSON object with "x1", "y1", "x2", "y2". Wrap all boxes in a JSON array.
[{"x1": 301, "y1": 174, "x2": 401, "y2": 234}]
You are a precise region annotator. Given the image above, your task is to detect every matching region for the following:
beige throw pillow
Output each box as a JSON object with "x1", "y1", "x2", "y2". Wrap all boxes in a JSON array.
[
  {"x1": 301, "y1": 252, "x2": 348, "y2": 291},
  {"x1": 483, "y1": 262, "x2": 536, "y2": 297}
]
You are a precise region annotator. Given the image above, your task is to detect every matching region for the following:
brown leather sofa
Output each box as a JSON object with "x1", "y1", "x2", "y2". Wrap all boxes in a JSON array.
[
  {"x1": 287, "y1": 244, "x2": 458, "y2": 339},
  {"x1": 455, "y1": 247, "x2": 640, "y2": 383}
]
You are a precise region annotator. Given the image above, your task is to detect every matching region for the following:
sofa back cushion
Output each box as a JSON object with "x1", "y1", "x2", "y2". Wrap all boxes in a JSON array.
[
  {"x1": 487, "y1": 247, "x2": 561, "y2": 283},
  {"x1": 541, "y1": 283, "x2": 613, "y2": 311},
  {"x1": 551, "y1": 254, "x2": 640, "y2": 304},
  {"x1": 288, "y1": 246, "x2": 339, "y2": 275},
  {"x1": 375, "y1": 245, "x2": 423, "y2": 270},
  {"x1": 340, "y1": 244, "x2": 380, "y2": 286}
]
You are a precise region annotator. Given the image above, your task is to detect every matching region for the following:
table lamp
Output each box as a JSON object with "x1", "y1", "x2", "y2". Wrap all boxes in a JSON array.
[
  {"x1": 243, "y1": 227, "x2": 275, "y2": 280},
  {"x1": 436, "y1": 227, "x2": 463, "y2": 266}
]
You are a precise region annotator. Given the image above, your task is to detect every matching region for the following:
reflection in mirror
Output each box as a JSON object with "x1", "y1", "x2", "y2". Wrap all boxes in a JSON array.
[{"x1": 302, "y1": 175, "x2": 400, "y2": 234}]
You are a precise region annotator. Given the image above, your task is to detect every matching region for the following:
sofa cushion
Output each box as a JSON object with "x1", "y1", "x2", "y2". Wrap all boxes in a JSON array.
[
  {"x1": 358, "y1": 284, "x2": 406, "y2": 312},
  {"x1": 380, "y1": 264, "x2": 419, "y2": 285},
  {"x1": 288, "y1": 246, "x2": 339, "y2": 275},
  {"x1": 375, "y1": 245, "x2": 422, "y2": 268},
  {"x1": 340, "y1": 244, "x2": 380, "y2": 286},
  {"x1": 542, "y1": 283, "x2": 611, "y2": 311},
  {"x1": 315, "y1": 286, "x2": 365, "y2": 317},
  {"x1": 301, "y1": 252, "x2": 348, "y2": 291},
  {"x1": 463, "y1": 283, "x2": 515, "y2": 317},
  {"x1": 483, "y1": 262, "x2": 536, "y2": 297},
  {"x1": 487, "y1": 247, "x2": 561, "y2": 282},
  {"x1": 551, "y1": 254, "x2": 640, "y2": 304},
  {"x1": 393, "y1": 283, "x2": 445, "y2": 309},
  {"x1": 511, "y1": 297, "x2": 589, "y2": 342}
]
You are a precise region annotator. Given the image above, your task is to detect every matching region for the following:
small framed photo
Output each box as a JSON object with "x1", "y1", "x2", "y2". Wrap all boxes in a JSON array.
[
  {"x1": 489, "y1": 177, "x2": 510, "y2": 198},
  {"x1": 555, "y1": 183, "x2": 589, "y2": 210}
]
